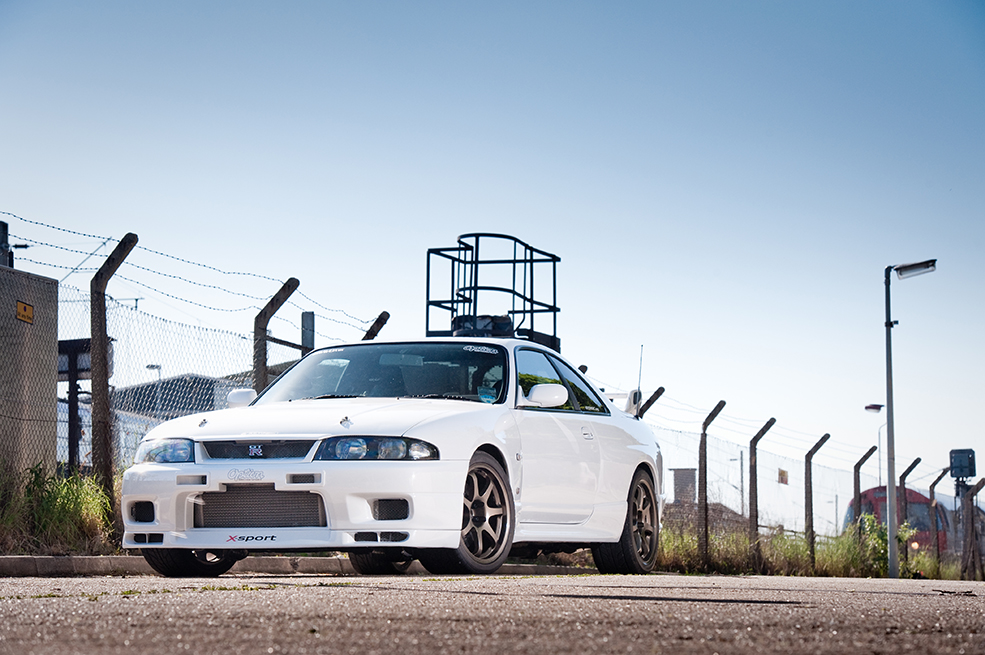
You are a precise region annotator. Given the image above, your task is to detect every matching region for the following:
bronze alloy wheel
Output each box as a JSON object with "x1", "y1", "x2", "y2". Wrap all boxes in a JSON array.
[
  {"x1": 418, "y1": 451, "x2": 515, "y2": 575},
  {"x1": 461, "y1": 456, "x2": 511, "y2": 563},
  {"x1": 630, "y1": 473, "x2": 658, "y2": 563},
  {"x1": 592, "y1": 469, "x2": 659, "y2": 574}
]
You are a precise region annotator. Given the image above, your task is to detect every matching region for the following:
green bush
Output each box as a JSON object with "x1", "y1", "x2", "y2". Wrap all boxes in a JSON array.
[{"x1": 0, "y1": 464, "x2": 115, "y2": 555}]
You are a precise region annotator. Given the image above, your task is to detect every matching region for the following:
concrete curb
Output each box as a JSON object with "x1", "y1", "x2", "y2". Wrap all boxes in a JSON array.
[
  {"x1": 0, "y1": 556, "x2": 157, "y2": 577},
  {"x1": 0, "y1": 555, "x2": 594, "y2": 578}
]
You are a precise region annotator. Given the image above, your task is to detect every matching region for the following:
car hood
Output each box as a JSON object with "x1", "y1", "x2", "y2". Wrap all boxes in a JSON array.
[{"x1": 142, "y1": 397, "x2": 492, "y2": 441}]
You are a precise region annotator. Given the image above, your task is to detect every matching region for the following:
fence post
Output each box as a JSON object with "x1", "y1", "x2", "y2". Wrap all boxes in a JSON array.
[
  {"x1": 637, "y1": 386, "x2": 665, "y2": 418},
  {"x1": 805, "y1": 433, "x2": 830, "y2": 573},
  {"x1": 898, "y1": 457, "x2": 921, "y2": 563},
  {"x1": 301, "y1": 312, "x2": 315, "y2": 353},
  {"x1": 748, "y1": 417, "x2": 775, "y2": 571},
  {"x1": 928, "y1": 467, "x2": 950, "y2": 577},
  {"x1": 698, "y1": 400, "x2": 726, "y2": 570},
  {"x1": 362, "y1": 311, "x2": 390, "y2": 341},
  {"x1": 961, "y1": 478, "x2": 985, "y2": 581},
  {"x1": 853, "y1": 446, "x2": 878, "y2": 541},
  {"x1": 253, "y1": 278, "x2": 300, "y2": 393},
  {"x1": 0, "y1": 220, "x2": 11, "y2": 267},
  {"x1": 90, "y1": 233, "x2": 138, "y2": 517}
]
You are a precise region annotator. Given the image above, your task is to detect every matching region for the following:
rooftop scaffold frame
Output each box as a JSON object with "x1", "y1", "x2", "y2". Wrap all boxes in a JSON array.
[{"x1": 425, "y1": 233, "x2": 561, "y2": 352}]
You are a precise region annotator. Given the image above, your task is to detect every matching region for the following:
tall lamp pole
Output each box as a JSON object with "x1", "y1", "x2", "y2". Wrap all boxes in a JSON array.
[{"x1": 884, "y1": 259, "x2": 936, "y2": 578}]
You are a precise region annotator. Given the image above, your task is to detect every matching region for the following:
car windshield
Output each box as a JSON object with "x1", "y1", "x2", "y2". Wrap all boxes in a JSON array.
[{"x1": 255, "y1": 342, "x2": 507, "y2": 404}]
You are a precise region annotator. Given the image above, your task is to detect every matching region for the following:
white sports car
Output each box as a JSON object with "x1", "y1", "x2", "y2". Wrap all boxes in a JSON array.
[{"x1": 121, "y1": 338, "x2": 664, "y2": 577}]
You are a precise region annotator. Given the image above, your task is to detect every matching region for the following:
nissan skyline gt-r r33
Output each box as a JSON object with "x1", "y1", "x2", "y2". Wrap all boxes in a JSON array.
[{"x1": 121, "y1": 339, "x2": 664, "y2": 577}]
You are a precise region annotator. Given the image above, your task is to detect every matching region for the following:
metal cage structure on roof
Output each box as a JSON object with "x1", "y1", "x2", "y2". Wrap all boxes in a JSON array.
[{"x1": 425, "y1": 233, "x2": 561, "y2": 352}]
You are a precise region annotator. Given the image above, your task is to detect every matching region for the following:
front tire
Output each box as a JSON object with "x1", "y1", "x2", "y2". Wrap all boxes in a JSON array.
[
  {"x1": 142, "y1": 548, "x2": 245, "y2": 578},
  {"x1": 349, "y1": 551, "x2": 414, "y2": 575},
  {"x1": 418, "y1": 451, "x2": 515, "y2": 575},
  {"x1": 592, "y1": 469, "x2": 659, "y2": 574}
]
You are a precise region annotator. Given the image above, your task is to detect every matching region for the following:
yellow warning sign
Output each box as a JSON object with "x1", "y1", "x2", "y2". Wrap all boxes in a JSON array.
[{"x1": 16, "y1": 301, "x2": 34, "y2": 324}]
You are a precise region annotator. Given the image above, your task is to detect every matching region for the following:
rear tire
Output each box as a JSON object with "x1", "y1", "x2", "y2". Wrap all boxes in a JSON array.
[
  {"x1": 418, "y1": 451, "x2": 515, "y2": 575},
  {"x1": 592, "y1": 469, "x2": 659, "y2": 574},
  {"x1": 142, "y1": 548, "x2": 245, "y2": 577},
  {"x1": 349, "y1": 551, "x2": 414, "y2": 575}
]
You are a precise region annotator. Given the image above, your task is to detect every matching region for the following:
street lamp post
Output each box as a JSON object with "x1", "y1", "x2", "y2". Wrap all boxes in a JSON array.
[
  {"x1": 146, "y1": 364, "x2": 162, "y2": 420},
  {"x1": 883, "y1": 259, "x2": 936, "y2": 579},
  {"x1": 865, "y1": 404, "x2": 885, "y2": 486},
  {"x1": 877, "y1": 423, "x2": 887, "y2": 486}
]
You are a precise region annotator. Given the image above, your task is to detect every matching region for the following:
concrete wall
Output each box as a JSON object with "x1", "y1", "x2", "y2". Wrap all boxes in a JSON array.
[{"x1": 0, "y1": 265, "x2": 58, "y2": 476}]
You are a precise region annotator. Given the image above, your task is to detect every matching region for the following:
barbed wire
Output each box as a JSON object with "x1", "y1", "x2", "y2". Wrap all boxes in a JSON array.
[
  {"x1": 17, "y1": 257, "x2": 98, "y2": 274},
  {"x1": 3, "y1": 211, "x2": 110, "y2": 241},
  {"x1": 7, "y1": 211, "x2": 963, "y2": 510},
  {"x1": 5, "y1": 212, "x2": 374, "y2": 325},
  {"x1": 113, "y1": 275, "x2": 260, "y2": 313}
]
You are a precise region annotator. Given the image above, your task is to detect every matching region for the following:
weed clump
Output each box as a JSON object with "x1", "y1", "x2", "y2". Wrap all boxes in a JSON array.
[
  {"x1": 653, "y1": 513, "x2": 952, "y2": 579},
  {"x1": 0, "y1": 463, "x2": 115, "y2": 555}
]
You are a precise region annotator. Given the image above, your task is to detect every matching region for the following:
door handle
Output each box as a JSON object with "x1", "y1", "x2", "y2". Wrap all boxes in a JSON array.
[{"x1": 582, "y1": 427, "x2": 594, "y2": 440}]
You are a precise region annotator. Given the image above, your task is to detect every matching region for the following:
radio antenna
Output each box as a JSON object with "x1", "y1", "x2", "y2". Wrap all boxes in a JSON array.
[{"x1": 636, "y1": 345, "x2": 644, "y2": 415}]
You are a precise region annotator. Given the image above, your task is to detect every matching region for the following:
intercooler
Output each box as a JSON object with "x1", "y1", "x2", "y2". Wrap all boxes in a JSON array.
[{"x1": 193, "y1": 483, "x2": 327, "y2": 528}]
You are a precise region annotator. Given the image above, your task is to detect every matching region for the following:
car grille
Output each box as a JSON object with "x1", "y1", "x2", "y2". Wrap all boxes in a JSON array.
[
  {"x1": 194, "y1": 484, "x2": 327, "y2": 528},
  {"x1": 202, "y1": 440, "x2": 315, "y2": 459}
]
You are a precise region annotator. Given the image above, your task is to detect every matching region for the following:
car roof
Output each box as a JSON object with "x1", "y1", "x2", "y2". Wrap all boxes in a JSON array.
[{"x1": 316, "y1": 336, "x2": 558, "y2": 353}]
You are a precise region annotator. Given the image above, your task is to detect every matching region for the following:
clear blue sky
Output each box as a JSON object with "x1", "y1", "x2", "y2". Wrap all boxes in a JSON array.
[{"x1": 2, "y1": 1, "x2": 983, "y2": 489}]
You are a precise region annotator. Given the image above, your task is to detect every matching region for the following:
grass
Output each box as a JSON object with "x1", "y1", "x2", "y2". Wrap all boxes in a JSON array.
[
  {"x1": 0, "y1": 461, "x2": 966, "y2": 580},
  {"x1": 655, "y1": 514, "x2": 961, "y2": 579},
  {"x1": 0, "y1": 463, "x2": 115, "y2": 555}
]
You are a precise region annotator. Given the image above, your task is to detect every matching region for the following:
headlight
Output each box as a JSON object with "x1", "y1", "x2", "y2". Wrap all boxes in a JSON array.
[
  {"x1": 314, "y1": 437, "x2": 438, "y2": 461},
  {"x1": 133, "y1": 438, "x2": 195, "y2": 464}
]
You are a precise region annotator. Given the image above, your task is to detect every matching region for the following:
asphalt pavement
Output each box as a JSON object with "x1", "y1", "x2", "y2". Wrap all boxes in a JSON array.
[
  {"x1": 0, "y1": 567, "x2": 982, "y2": 654},
  {"x1": 0, "y1": 554, "x2": 581, "y2": 577}
]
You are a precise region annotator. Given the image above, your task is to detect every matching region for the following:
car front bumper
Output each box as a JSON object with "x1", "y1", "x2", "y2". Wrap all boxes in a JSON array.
[{"x1": 121, "y1": 459, "x2": 467, "y2": 551}]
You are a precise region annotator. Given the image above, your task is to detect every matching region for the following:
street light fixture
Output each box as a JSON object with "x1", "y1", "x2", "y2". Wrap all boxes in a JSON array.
[
  {"x1": 883, "y1": 258, "x2": 936, "y2": 579},
  {"x1": 146, "y1": 364, "x2": 162, "y2": 420},
  {"x1": 894, "y1": 259, "x2": 937, "y2": 279}
]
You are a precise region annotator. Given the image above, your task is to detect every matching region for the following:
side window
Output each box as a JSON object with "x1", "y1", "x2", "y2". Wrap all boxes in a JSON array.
[
  {"x1": 515, "y1": 349, "x2": 575, "y2": 411},
  {"x1": 550, "y1": 356, "x2": 609, "y2": 414}
]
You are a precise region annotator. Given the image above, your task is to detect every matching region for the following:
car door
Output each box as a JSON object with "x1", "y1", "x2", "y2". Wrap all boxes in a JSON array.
[{"x1": 512, "y1": 348, "x2": 601, "y2": 524}]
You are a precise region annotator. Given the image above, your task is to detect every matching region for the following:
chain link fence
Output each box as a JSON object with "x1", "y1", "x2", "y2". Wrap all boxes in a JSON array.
[
  {"x1": 1, "y1": 265, "x2": 977, "y2": 549},
  {"x1": 55, "y1": 284, "x2": 296, "y2": 472},
  {"x1": 654, "y1": 425, "x2": 878, "y2": 537}
]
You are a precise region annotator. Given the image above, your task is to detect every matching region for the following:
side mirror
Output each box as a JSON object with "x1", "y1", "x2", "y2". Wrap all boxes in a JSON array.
[
  {"x1": 519, "y1": 383, "x2": 568, "y2": 408},
  {"x1": 227, "y1": 388, "x2": 257, "y2": 408}
]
